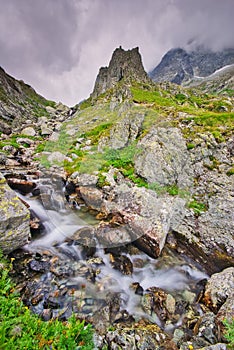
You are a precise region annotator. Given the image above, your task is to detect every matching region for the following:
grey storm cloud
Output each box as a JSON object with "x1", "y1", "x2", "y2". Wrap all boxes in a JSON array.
[{"x1": 0, "y1": 0, "x2": 233, "y2": 106}]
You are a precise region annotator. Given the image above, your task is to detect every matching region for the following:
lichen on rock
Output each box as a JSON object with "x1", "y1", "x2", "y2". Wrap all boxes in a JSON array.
[{"x1": 0, "y1": 173, "x2": 31, "y2": 253}]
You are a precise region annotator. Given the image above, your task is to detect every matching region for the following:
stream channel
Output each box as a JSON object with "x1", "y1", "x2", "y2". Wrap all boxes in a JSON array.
[{"x1": 10, "y1": 174, "x2": 209, "y2": 339}]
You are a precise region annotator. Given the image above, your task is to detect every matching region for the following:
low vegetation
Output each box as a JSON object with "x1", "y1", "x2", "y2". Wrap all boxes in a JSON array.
[
  {"x1": 188, "y1": 199, "x2": 208, "y2": 215},
  {"x1": 0, "y1": 134, "x2": 43, "y2": 152},
  {"x1": 0, "y1": 252, "x2": 94, "y2": 350},
  {"x1": 223, "y1": 319, "x2": 234, "y2": 349},
  {"x1": 131, "y1": 82, "x2": 234, "y2": 142}
]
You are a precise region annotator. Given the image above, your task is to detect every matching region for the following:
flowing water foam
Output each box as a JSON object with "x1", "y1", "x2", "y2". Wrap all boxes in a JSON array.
[{"x1": 20, "y1": 181, "x2": 208, "y2": 327}]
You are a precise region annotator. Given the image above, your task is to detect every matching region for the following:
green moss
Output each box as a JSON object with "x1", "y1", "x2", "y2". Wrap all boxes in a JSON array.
[
  {"x1": 186, "y1": 143, "x2": 196, "y2": 150},
  {"x1": 226, "y1": 168, "x2": 234, "y2": 176}
]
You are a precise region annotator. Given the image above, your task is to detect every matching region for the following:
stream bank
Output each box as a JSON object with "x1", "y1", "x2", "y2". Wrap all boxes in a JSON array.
[{"x1": 1, "y1": 169, "x2": 232, "y2": 349}]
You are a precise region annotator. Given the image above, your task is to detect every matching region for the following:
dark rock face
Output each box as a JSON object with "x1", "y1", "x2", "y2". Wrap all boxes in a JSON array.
[
  {"x1": 149, "y1": 48, "x2": 193, "y2": 84},
  {"x1": 149, "y1": 47, "x2": 234, "y2": 85},
  {"x1": 91, "y1": 46, "x2": 149, "y2": 98}
]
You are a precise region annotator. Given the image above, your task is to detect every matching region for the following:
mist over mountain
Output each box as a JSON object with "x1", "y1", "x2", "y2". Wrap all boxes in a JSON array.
[{"x1": 149, "y1": 46, "x2": 234, "y2": 85}]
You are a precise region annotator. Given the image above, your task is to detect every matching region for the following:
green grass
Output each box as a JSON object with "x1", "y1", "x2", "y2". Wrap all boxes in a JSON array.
[
  {"x1": 0, "y1": 253, "x2": 94, "y2": 350},
  {"x1": 81, "y1": 122, "x2": 113, "y2": 144},
  {"x1": 188, "y1": 200, "x2": 207, "y2": 215},
  {"x1": 79, "y1": 98, "x2": 93, "y2": 110},
  {"x1": 176, "y1": 110, "x2": 234, "y2": 142},
  {"x1": 226, "y1": 167, "x2": 234, "y2": 176},
  {"x1": 219, "y1": 88, "x2": 234, "y2": 97},
  {"x1": 0, "y1": 134, "x2": 43, "y2": 152},
  {"x1": 42, "y1": 129, "x2": 71, "y2": 154},
  {"x1": 131, "y1": 86, "x2": 176, "y2": 107},
  {"x1": 223, "y1": 318, "x2": 234, "y2": 348},
  {"x1": 186, "y1": 143, "x2": 196, "y2": 150}
]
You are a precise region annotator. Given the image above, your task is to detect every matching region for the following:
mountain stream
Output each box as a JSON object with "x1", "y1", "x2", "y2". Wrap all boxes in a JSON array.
[{"x1": 10, "y1": 177, "x2": 209, "y2": 336}]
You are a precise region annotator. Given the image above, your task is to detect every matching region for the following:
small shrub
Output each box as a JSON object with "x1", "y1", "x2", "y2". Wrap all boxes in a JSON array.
[
  {"x1": 83, "y1": 123, "x2": 112, "y2": 144},
  {"x1": 165, "y1": 184, "x2": 179, "y2": 196},
  {"x1": 34, "y1": 142, "x2": 46, "y2": 153},
  {"x1": 175, "y1": 93, "x2": 187, "y2": 103}
]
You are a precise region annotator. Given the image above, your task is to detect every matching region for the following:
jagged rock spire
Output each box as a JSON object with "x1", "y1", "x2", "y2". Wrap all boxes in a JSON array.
[{"x1": 91, "y1": 46, "x2": 149, "y2": 98}]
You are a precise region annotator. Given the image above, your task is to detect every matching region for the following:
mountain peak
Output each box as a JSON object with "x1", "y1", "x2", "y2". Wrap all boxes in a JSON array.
[
  {"x1": 149, "y1": 46, "x2": 234, "y2": 85},
  {"x1": 91, "y1": 46, "x2": 149, "y2": 98}
]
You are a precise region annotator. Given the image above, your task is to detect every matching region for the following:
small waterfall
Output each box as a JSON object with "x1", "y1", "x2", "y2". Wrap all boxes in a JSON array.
[
  {"x1": 18, "y1": 179, "x2": 94, "y2": 251},
  {"x1": 15, "y1": 178, "x2": 208, "y2": 330}
]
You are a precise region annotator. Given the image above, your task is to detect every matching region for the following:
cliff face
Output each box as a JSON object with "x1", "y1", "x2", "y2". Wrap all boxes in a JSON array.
[
  {"x1": 149, "y1": 47, "x2": 234, "y2": 85},
  {"x1": 91, "y1": 46, "x2": 149, "y2": 98},
  {"x1": 149, "y1": 48, "x2": 193, "y2": 84}
]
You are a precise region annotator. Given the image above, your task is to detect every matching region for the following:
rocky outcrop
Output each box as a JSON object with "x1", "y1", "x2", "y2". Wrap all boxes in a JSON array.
[
  {"x1": 77, "y1": 176, "x2": 186, "y2": 256},
  {"x1": 201, "y1": 267, "x2": 234, "y2": 345},
  {"x1": 188, "y1": 64, "x2": 234, "y2": 94},
  {"x1": 0, "y1": 66, "x2": 69, "y2": 131},
  {"x1": 0, "y1": 172, "x2": 31, "y2": 253},
  {"x1": 175, "y1": 183, "x2": 234, "y2": 272},
  {"x1": 91, "y1": 46, "x2": 149, "y2": 98},
  {"x1": 108, "y1": 111, "x2": 145, "y2": 149},
  {"x1": 135, "y1": 127, "x2": 193, "y2": 188}
]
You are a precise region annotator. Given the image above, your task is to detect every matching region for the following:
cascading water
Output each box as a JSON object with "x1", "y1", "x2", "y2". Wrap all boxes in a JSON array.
[{"x1": 13, "y1": 177, "x2": 208, "y2": 334}]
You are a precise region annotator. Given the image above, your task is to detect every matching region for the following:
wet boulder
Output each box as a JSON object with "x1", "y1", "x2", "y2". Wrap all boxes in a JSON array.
[
  {"x1": 109, "y1": 253, "x2": 133, "y2": 275},
  {"x1": 0, "y1": 173, "x2": 31, "y2": 254},
  {"x1": 78, "y1": 186, "x2": 103, "y2": 211},
  {"x1": 101, "y1": 184, "x2": 186, "y2": 258},
  {"x1": 6, "y1": 177, "x2": 36, "y2": 194}
]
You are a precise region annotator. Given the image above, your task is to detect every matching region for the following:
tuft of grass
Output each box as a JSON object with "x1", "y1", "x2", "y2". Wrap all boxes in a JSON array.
[
  {"x1": 226, "y1": 168, "x2": 234, "y2": 176},
  {"x1": 82, "y1": 123, "x2": 112, "y2": 144},
  {"x1": 188, "y1": 199, "x2": 207, "y2": 215},
  {"x1": 0, "y1": 252, "x2": 94, "y2": 350},
  {"x1": 131, "y1": 86, "x2": 176, "y2": 107},
  {"x1": 97, "y1": 173, "x2": 111, "y2": 188},
  {"x1": 223, "y1": 318, "x2": 234, "y2": 348},
  {"x1": 187, "y1": 143, "x2": 196, "y2": 150}
]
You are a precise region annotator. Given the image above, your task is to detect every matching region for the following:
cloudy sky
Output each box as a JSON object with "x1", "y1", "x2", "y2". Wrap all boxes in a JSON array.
[{"x1": 0, "y1": 0, "x2": 233, "y2": 106}]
